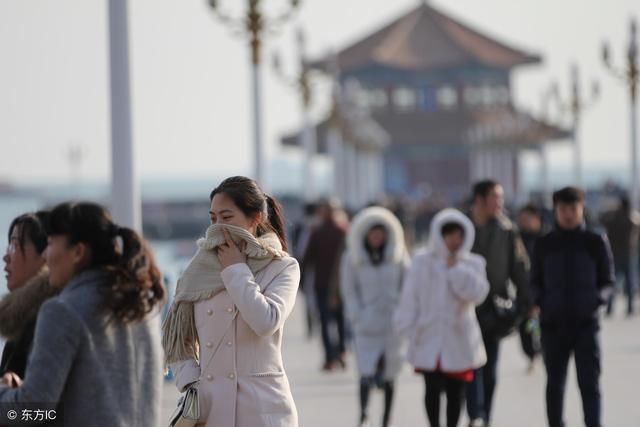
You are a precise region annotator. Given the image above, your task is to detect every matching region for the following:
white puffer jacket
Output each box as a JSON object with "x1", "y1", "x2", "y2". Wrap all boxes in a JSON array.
[{"x1": 394, "y1": 208, "x2": 489, "y2": 372}]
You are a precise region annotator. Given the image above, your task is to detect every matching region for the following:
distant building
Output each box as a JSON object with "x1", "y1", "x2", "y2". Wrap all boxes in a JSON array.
[{"x1": 282, "y1": 2, "x2": 569, "y2": 208}]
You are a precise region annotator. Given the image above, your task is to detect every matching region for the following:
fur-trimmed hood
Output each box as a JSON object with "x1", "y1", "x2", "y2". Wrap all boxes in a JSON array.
[
  {"x1": 346, "y1": 206, "x2": 407, "y2": 265},
  {"x1": 427, "y1": 208, "x2": 476, "y2": 257},
  {"x1": 0, "y1": 269, "x2": 58, "y2": 341}
]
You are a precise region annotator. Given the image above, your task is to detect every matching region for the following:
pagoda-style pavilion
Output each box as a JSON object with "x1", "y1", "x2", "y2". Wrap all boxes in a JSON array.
[{"x1": 283, "y1": 2, "x2": 569, "y2": 206}]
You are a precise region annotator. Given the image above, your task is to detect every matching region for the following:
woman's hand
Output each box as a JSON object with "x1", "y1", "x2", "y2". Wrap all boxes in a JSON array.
[
  {"x1": 1, "y1": 372, "x2": 22, "y2": 388},
  {"x1": 216, "y1": 228, "x2": 247, "y2": 269}
]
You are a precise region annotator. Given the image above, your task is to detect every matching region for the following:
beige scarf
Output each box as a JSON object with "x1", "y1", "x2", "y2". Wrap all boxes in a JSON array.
[{"x1": 162, "y1": 224, "x2": 286, "y2": 365}]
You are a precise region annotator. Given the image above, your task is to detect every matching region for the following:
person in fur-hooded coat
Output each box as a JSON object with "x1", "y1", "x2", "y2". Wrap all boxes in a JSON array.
[
  {"x1": 0, "y1": 271, "x2": 57, "y2": 378},
  {"x1": 340, "y1": 206, "x2": 409, "y2": 427},
  {"x1": 1, "y1": 211, "x2": 57, "y2": 380}
]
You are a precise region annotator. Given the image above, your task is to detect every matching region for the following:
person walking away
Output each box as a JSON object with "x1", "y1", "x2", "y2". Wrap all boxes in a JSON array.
[
  {"x1": 531, "y1": 187, "x2": 614, "y2": 427},
  {"x1": 341, "y1": 207, "x2": 409, "y2": 427},
  {"x1": 466, "y1": 180, "x2": 531, "y2": 427},
  {"x1": 395, "y1": 208, "x2": 489, "y2": 427},
  {"x1": 0, "y1": 202, "x2": 166, "y2": 427},
  {"x1": 599, "y1": 196, "x2": 639, "y2": 316},
  {"x1": 301, "y1": 198, "x2": 348, "y2": 371}
]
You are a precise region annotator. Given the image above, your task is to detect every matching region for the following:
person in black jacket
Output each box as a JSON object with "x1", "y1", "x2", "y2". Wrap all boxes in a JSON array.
[
  {"x1": 0, "y1": 211, "x2": 57, "y2": 384},
  {"x1": 466, "y1": 180, "x2": 531, "y2": 427},
  {"x1": 517, "y1": 204, "x2": 545, "y2": 371},
  {"x1": 530, "y1": 187, "x2": 614, "y2": 427}
]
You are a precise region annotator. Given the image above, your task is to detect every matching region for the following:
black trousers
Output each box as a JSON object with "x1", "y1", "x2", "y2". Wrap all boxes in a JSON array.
[
  {"x1": 607, "y1": 261, "x2": 635, "y2": 315},
  {"x1": 466, "y1": 332, "x2": 500, "y2": 422},
  {"x1": 315, "y1": 288, "x2": 346, "y2": 364},
  {"x1": 541, "y1": 321, "x2": 602, "y2": 427},
  {"x1": 423, "y1": 372, "x2": 466, "y2": 427}
]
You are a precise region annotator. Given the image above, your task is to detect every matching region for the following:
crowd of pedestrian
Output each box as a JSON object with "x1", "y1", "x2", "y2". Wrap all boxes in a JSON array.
[{"x1": 0, "y1": 175, "x2": 636, "y2": 427}]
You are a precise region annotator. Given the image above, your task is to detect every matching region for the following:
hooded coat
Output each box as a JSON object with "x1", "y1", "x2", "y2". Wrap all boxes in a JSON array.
[
  {"x1": 394, "y1": 209, "x2": 489, "y2": 372},
  {"x1": 340, "y1": 207, "x2": 409, "y2": 379}
]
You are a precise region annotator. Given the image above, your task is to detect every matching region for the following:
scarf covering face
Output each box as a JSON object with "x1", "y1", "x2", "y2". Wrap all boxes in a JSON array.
[{"x1": 162, "y1": 223, "x2": 286, "y2": 365}]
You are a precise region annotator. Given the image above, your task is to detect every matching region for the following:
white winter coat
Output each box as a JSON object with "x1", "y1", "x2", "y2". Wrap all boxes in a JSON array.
[
  {"x1": 394, "y1": 208, "x2": 489, "y2": 372},
  {"x1": 340, "y1": 207, "x2": 409, "y2": 379}
]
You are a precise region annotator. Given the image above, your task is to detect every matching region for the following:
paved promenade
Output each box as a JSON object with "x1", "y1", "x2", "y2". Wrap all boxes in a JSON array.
[{"x1": 163, "y1": 297, "x2": 640, "y2": 426}]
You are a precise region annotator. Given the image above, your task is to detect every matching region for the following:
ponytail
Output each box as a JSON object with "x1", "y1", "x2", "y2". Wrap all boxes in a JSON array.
[
  {"x1": 106, "y1": 227, "x2": 166, "y2": 323},
  {"x1": 46, "y1": 202, "x2": 166, "y2": 324},
  {"x1": 265, "y1": 195, "x2": 288, "y2": 253}
]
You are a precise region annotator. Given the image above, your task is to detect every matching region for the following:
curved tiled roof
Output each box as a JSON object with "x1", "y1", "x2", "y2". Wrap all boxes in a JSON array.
[{"x1": 315, "y1": 2, "x2": 541, "y2": 73}]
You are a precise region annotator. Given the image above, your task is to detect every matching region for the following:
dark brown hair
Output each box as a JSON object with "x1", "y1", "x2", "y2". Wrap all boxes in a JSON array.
[
  {"x1": 553, "y1": 187, "x2": 585, "y2": 206},
  {"x1": 441, "y1": 221, "x2": 465, "y2": 237},
  {"x1": 7, "y1": 211, "x2": 50, "y2": 255},
  {"x1": 518, "y1": 203, "x2": 541, "y2": 217},
  {"x1": 209, "y1": 176, "x2": 288, "y2": 252},
  {"x1": 472, "y1": 180, "x2": 499, "y2": 202},
  {"x1": 46, "y1": 202, "x2": 165, "y2": 324}
]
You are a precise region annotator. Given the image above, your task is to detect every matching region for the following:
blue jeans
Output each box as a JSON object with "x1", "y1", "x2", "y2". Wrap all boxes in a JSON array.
[{"x1": 466, "y1": 332, "x2": 500, "y2": 422}]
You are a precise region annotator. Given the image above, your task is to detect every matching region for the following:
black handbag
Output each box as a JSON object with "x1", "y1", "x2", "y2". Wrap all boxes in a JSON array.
[{"x1": 477, "y1": 294, "x2": 521, "y2": 338}]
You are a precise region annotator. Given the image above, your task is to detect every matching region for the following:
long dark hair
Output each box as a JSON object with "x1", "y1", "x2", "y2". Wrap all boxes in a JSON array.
[
  {"x1": 209, "y1": 176, "x2": 288, "y2": 252},
  {"x1": 46, "y1": 202, "x2": 165, "y2": 323},
  {"x1": 8, "y1": 211, "x2": 50, "y2": 255}
]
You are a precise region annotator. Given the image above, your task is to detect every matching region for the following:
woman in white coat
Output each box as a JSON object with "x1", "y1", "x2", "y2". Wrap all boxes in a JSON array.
[
  {"x1": 163, "y1": 176, "x2": 300, "y2": 427},
  {"x1": 394, "y1": 208, "x2": 489, "y2": 427},
  {"x1": 341, "y1": 206, "x2": 409, "y2": 427}
]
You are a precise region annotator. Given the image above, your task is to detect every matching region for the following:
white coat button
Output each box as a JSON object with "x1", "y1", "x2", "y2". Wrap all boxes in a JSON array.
[
  {"x1": 228, "y1": 373, "x2": 236, "y2": 380},
  {"x1": 206, "y1": 342, "x2": 213, "y2": 348},
  {"x1": 226, "y1": 341, "x2": 232, "y2": 347},
  {"x1": 206, "y1": 374, "x2": 213, "y2": 381},
  {"x1": 226, "y1": 307, "x2": 233, "y2": 313},
  {"x1": 207, "y1": 309, "x2": 213, "y2": 316}
]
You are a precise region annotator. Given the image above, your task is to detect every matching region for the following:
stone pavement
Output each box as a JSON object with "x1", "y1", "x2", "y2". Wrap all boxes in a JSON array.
[{"x1": 162, "y1": 297, "x2": 640, "y2": 426}]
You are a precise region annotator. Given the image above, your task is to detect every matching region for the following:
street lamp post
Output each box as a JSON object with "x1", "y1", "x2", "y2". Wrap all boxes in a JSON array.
[
  {"x1": 208, "y1": 0, "x2": 301, "y2": 186},
  {"x1": 550, "y1": 64, "x2": 599, "y2": 190},
  {"x1": 108, "y1": 0, "x2": 140, "y2": 231},
  {"x1": 273, "y1": 28, "x2": 317, "y2": 201},
  {"x1": 603, "y1": 18, "x2": 639, "y2": 210},
  {"x1": 538, "y1": 88, "x2": 556, "y2": 208}
]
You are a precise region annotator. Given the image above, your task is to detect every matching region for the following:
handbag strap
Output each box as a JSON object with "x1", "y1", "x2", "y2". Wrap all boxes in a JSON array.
[{"x1": 198, "y1": 309, "x2": 238, "y2": 381}]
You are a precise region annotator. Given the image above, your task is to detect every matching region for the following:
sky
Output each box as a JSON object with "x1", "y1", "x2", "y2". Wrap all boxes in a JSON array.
[{"x1": 0, "y1": 0, "x2": 639, "y2": 191}]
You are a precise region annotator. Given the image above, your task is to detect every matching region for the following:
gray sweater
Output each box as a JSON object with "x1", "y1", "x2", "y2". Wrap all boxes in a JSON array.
[{"x1": 0, "y1": 270, "x2": 163, "y2": 427}]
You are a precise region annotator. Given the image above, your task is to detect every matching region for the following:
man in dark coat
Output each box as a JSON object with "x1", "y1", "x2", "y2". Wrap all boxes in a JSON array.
[
  {"x1": 516, "y1": 204, "x2": 545, "y2": 369},
  {"x1": 466, "y1": 180, "x2": 531, "y2": 427},
  {"x1": 599, "y1": 196, "x2": 639, "y2": 316},
  {"x1": 301, "y1": 199, "x2": 348, "y2": 371},
  {"x1": 531, "y1": 187, "x2": 614, "y2": 427}
]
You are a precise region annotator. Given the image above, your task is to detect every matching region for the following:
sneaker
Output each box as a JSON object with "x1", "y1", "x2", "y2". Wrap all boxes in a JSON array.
[{"x1": 468, "y1": 418, "x2": 485, "y2": 427}]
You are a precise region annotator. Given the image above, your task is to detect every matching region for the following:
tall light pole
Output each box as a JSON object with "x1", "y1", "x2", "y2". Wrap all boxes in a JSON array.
[
  {"x1": 108, "y1": 0, "x2": 140, "y2": 231},
  {"x1": 208, "y1": 0, "x2": 301, "y2": 187},
  {"x1": 273, "y1": 28, "x2": 317, "y2": 201},
  {"x1": 550, "y1": 64, "x2": 599, "y2": 189},
  {"x1": 538, "y1": 88, "x2": 556, "y2": 208},
  {"x1": 603, "y1": 18, "x2": 639, "y2": 210}
]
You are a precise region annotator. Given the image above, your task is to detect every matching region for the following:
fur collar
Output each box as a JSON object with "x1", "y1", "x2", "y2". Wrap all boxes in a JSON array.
[
  {"x1": 0, "y1": 269, "x2": 58, "y2": 341},
  {"x1": 346, "y1": 206, "x2": 407, "y2": 266}
]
